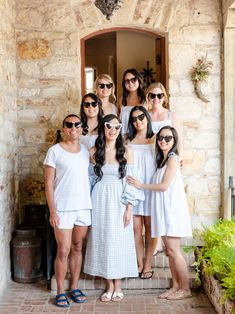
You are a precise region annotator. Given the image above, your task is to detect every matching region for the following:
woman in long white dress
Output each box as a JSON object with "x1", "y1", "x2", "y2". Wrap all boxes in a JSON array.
[
  {"x1": 128, "y1": 126, "x2": 192, "y2": 300},
  {"x1": 117, "y1": 69, "x2": 146, "y2": 136},
  {"x1": 94, "y1": 74, "x2": 118, "y2": 116},
  {"x1": 127, "y1": 106, "x2": 156, "y2": 279},
  {"x1": 79, "y1": 93, "x2": 103, "y2": 150},
  {"x1": 84, "y1": 114, "x2": 144, "y2": 302}
]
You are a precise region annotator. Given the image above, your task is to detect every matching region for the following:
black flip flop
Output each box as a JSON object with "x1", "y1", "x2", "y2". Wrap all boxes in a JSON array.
[{"x1": 140, "y1": 270, "x2": 154, "y2": 279}]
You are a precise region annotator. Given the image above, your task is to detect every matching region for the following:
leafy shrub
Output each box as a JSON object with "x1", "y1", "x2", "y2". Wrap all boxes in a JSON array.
[{"x1": 194, "y1": 219, "x2": 235, "y2": 303}]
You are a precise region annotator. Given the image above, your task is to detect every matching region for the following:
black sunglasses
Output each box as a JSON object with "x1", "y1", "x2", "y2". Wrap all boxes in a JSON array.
[
  {"x1": 124, "y1": 77, "x2": 137, "y2": 85},
  {"x1": 157, "y1": 135, "x2": 173, "y2": 143},
  {"x1": 64, "y1": 121, "x2": 82, "y2": 129},
  {"x1": 83, "y1": 101, "x2": 98, "y2": 108},
  {"x1": 149, "y1": 92, "x2": 164, "y2": 100},
  {"x1": 131, "y1": 113, "x2": 146, "y2": 123},
  {"x1": 98, "y1": 83, "x2": 113, "y2": 89}
]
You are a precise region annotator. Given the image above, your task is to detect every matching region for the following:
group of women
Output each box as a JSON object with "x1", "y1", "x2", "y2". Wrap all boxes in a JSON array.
[{"x1": 44, "y1": 68, "x2": 192, "y2": 308}]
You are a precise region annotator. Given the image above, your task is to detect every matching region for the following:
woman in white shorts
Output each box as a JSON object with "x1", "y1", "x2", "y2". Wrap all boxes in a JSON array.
[{"x1": 44, "y1": 114, "x2": 92, "y2": 308}]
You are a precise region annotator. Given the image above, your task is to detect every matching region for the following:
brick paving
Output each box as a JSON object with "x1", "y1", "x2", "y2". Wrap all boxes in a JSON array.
[{"x1": 0, "y1": 280, "x2": 216, "y2": 314}]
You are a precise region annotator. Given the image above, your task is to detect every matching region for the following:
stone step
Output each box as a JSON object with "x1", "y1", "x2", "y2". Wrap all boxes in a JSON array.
[
  {"x1": 51, "y1": 267, "x2": 198, "y2": 292},
  {"x1": 152, "y1": 250, "x2": 195, "y2": 268}
]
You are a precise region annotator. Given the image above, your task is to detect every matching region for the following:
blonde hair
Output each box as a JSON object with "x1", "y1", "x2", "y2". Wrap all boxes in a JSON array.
[
  {"x1": 94, "y1": 74, "x2": 116, "y2": 103},
  {"x1": 145, "y1": 82, "x2": 169, "y2": 109}
]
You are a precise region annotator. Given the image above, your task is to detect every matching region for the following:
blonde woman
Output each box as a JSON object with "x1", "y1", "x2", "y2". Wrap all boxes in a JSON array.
[
  {"x1": 146, "y1": 82, "x2": 183, "y2": 157},
  {"x1": 94, "y1": 74, "x2": 118, "y2": 116}
]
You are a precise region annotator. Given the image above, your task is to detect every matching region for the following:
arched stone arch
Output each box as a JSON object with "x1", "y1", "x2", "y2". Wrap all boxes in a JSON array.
[{"x1": 80, "y1": 26, "x2": 168, "y2": 94}]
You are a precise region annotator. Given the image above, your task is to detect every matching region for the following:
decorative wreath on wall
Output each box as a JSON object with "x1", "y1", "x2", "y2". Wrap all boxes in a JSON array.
[{"x1": 191, "y1": 56, "x2": 213, "y2": 103}]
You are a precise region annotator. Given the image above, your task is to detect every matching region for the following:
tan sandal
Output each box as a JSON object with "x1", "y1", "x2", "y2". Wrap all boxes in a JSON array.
[
  {"x1": 112, "y1": 291, "x2": 124, "y2": 302},
  {"x1": 100, "y1": 291, "x2": 113, "y2": 302},
  {"x1": 158, "y1": 288, "x2": 178, "y2": 299},
  {"x1": 166, "y1": 289, "x2": 192, "y2": 300}
]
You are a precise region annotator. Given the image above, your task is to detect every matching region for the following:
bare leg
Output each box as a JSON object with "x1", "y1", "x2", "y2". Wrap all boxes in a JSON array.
[
  {"x1": 69, "y1": 225, "x2": 88, "y2": 301},
  {"x1": 164, "y1": 237, "x2": 190, "y2": 292},
  {"x1": 112, "y1": 279, "x2": 124, "y2": 301},
  {"x1": 142, "y1": 216, "x2": 156, "y2": 277},
  {"x1": 106, "y1": 279, "x2": 114, "y2": 292},
  {"x1": 100, "y1": 279, "x2": 114, "y2": 302},
  {"x1": 114, "y1": 279, "x2": 122, "y2": 292},
  {"x1": 153, "y1": 237, "x2": 164, "y2": 255},
  {"x1": 54, "y1": 228, "x2": 72, "y2": 297},
  {"x1": 133, "y1": 215, "x2": 144, "y2": 273},
  {"x1": 162, "y1": 236, "x2": 179, "y2": 290}
]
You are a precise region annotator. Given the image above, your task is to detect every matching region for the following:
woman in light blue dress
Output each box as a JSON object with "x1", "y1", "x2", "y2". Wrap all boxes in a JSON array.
[
  {"x1": 84, "y1": 114, "x2": 144, "y2": 302},
  {"x1": 127, "y1": 106, "x2": 156, "y2": 279}
]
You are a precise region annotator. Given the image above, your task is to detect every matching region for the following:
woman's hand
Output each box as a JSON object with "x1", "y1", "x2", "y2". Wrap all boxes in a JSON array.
[
  {"x1": 127, "y1": 176, "x2": 143, "y2": 189},
  {"x1": 49, "y1": 211, "x2": 59, "y2": 228},
  {"x1": 123, "y1": 205, "x2": 132, "y2": 227}
]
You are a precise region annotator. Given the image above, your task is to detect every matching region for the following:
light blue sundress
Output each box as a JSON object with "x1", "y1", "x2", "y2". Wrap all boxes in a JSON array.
[{"x1": 84, "y1": 164, "x2": 145, "y2": 279}]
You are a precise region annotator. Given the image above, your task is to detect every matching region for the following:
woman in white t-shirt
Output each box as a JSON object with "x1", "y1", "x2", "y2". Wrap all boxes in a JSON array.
[{"x1": 44, "y1": 114, "x2": 91, "y2": 308}]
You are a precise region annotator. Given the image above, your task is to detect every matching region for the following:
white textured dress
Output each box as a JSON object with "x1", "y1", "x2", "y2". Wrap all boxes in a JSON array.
[
  {"x1": 129, "y1": 143, "x2": 155, "y2": 216},
  {"x1": 120, "y1": 106, "x2": 135, "y2": 135},
  {"x1": 84, "y1": 164, "x2": 145, "y2": 279},
  {"x1": 80, "y1": 134, "x2": 98, "y2": 150},
  {"x1": 150, "y1": 153, "x2": 192, "y2": 238},
  {"x1": 103, "y1": 103, "x2": 118, "y2": 116},
  {"x1": 151, "y1": 111, "x2": 173, "y2": 134}
]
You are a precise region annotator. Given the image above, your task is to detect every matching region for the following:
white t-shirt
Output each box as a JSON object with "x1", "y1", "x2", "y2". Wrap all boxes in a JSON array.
[{"x1": 43, "y1": 143, "x2": 92, "y2": 212}]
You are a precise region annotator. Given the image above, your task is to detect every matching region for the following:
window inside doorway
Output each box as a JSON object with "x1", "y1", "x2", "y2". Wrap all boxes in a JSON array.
[{"x1": 85, "y1": 67, "x2": 96, "y2": 93}]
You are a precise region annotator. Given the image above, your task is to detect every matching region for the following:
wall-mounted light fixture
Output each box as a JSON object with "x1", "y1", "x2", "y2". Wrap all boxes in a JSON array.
[{"x1": 95, "y1": 0, "x2": 123, "y2": 20}]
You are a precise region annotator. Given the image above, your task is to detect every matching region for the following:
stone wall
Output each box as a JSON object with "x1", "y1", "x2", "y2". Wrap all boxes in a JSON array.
[
  {"x1": 0, "y1": 0, "x2": 17, "y2": 295},
  {"x1": 16, "y1": 0, "x2": 222, "y2": 226}
]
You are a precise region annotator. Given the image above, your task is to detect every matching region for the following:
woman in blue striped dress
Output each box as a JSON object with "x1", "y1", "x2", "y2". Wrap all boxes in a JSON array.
[{"x1": 84, "y1": 114, "x2": 144, "y2": 302}]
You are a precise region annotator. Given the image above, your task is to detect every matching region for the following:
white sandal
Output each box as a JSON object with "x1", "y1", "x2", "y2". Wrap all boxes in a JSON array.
[
  {"x1": 112, "y1": 291, "x2": 124, "y2": 302},
  {"x1": 100, "y1": 291, "x2": 113, "y2": 302}
]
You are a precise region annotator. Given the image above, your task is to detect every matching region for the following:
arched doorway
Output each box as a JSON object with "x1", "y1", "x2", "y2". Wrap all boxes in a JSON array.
[{"x1": 81, "y1": 28, "x2": 166, "y2": 97}]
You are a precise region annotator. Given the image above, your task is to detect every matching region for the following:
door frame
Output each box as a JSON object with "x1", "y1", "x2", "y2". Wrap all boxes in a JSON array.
[{"x1": 80, "y1": 27, "x2": 167, "y2": 95}]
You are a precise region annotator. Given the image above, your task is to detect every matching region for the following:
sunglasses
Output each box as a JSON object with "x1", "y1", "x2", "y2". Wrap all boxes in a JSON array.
[
  {"x1": 83, "y1": 101, "x2": 98, "y2": 108},
  {"x1": 98, "y1": 83, "x2": 113, "y2": 89},
  {"x1": 157, "y1": 135, "x2": 173, "y2": 143},
  {"x1": 64, "y1": 121, "x2": 82, "y2": 129},
  {"x1": 149, "y1": 92, "x2": 164, "y2": 100},
  {"x1": 124, "y1": 77, "x2": 137, "y2": 85},
  {"x1": 104, "y1": 122, "x2": 122, "y2": 130},
  {"x1": 132, "y1": 113, "x2": 146, "y2": 123}
]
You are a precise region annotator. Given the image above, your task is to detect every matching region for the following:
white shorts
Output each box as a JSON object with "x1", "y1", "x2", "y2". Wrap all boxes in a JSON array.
[{"x1": 57, "y1": 209, "x2": 91, "y2": 229}]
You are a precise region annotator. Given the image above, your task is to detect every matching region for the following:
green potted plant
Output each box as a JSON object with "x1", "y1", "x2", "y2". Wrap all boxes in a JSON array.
[{"x1": 193, "y1": 219, "x2": 235, "y2": 314}]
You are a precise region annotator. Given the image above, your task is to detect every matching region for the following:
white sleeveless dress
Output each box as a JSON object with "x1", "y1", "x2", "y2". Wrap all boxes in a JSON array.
[
  {"x1": 80, "y1": 134, "x2": 98, "y2": 150},
  {"x1": 151, "y1": 111, "x2": 173, "y2": 134},
  {"x1": 120, "y1": 106, "x2": 134, "y2": 135},
  {"x1": 128, "y1": 143, "x2": 155, "y2": 216},
  {"x1": 103, "y1": 103, "x2": 118, "y2": 116},
  {"x1": 150, "y1": 153, "x2": 192, "y2": 238}
]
